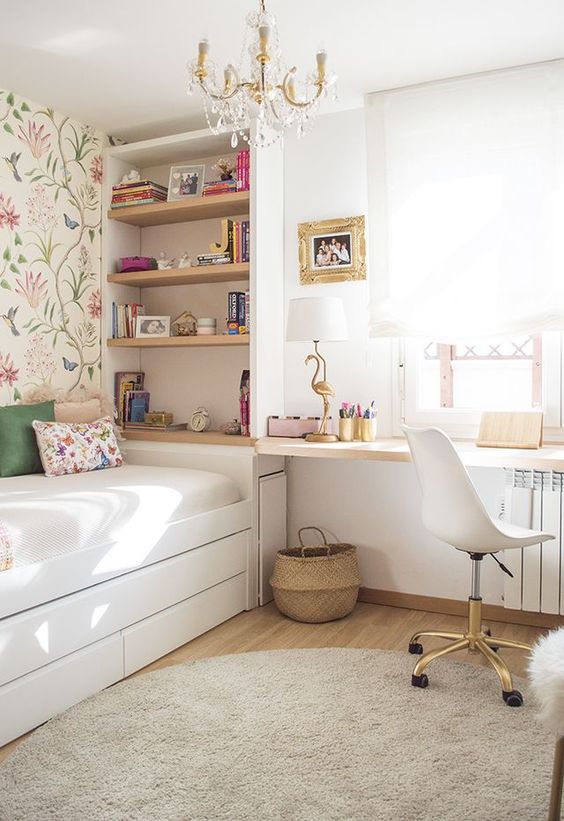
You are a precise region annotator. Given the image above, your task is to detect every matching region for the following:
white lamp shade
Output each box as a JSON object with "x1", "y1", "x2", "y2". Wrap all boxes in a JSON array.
[{"x1": 286, "y1": 297, "x2": 348, "y2": 342}]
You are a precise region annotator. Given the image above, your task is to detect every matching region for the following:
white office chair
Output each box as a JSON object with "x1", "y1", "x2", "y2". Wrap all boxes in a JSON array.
[{"x1": 403, "y1": 425, "x2": 554, "y2": 707}]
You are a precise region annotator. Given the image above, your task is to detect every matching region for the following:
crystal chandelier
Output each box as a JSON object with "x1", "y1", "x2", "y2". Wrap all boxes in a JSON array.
[{"x1": 187, "y1": 0, "x2": 336, "y2": 149}]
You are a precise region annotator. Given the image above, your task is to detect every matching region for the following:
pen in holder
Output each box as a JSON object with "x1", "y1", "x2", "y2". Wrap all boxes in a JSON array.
[
  {"x1": 361, "y1": 417, "x2": 377, "y2": 442},
  {"x1": 353, "y1": 417, "x2": 362, "y2": 441},
  {"x1": 339, "y1": 418, "x2": 354, "y2": 442}
]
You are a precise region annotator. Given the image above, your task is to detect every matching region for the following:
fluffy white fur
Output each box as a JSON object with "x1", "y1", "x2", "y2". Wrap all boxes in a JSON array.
[
  {"x1": 22, "y1": 384, "x2": 114, "y2": 417},
  {"x1": 529, "y1": 627, "x2": 564, "y2": 735}
]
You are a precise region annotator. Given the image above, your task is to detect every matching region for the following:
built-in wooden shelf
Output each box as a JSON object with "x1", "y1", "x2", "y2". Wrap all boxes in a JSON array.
[
  {"x1": 123, "y1": 429, "x2": 255, "y2": 447},
  {"x1": 107, "y1": 334, "x2": 249, "y2": 349},
  {"x1": 107, "y1": 263, "x2": 250, "y2": 289},
  {"x1": 107, "y1": 191, "x2": 250, "y2": 227}
]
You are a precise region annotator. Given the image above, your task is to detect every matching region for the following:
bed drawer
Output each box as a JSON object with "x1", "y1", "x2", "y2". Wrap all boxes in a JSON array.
[
  {"x1": 0, "y1": 633, "x2": 123, "y2": 748},
  {"x1": 0, "y1": 530, "x2": 249, "y2": 686},
  {"x1": 123, "y1": 573, "x2": 247, "y2": 676}
]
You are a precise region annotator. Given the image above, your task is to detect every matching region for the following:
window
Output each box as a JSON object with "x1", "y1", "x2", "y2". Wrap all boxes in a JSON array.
[
  {"x1": 400, "y1": 333, "x2": 562, "y2": 434},
  {"x1": 418, "y1": 336, "x2": 541, "y2": 410}
]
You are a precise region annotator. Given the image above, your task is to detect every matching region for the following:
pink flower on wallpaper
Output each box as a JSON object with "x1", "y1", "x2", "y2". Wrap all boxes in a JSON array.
[
  {"x1": 15, "y1": 270, "x2": 48, "y2": 309},
  {"x1": 0, "y1": 353, "x2": 19, "y2": 387},
  {"x1": 90, "y1": 155, "x2": 103, "y2": 184},
  {"x1": 26, "y1": 184, "x2": 56, "y2": 231},
  {"x1": 17, "y1": 121, "x2": 51, "y2": 160},
  {"x1": 87, "y1": 288, "x2": 101, "y2": 318},
  {"x1": 24, "y1": 335, "x2": 56, "y2": 382},
  {"x1": 0, "y1": 195, "x2": 20, "y2": 230}
]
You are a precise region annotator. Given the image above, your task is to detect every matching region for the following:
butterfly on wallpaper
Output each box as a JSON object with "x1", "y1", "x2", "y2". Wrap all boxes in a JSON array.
[
  {"x1": 64, "y1": 214, "x2": 79, "y2": 230},
  {"x1": 1, "y1": 306, "x2": 20, "y2": 336},
  {"x1": 62, "y1": 357, "x2": 79, "y2": 372},
  {"x1": 3, "y1": 152, "x2": 22, "y2": 182}
]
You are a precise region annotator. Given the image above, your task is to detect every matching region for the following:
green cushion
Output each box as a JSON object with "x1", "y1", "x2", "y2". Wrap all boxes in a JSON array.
[{"x1": 0, "y1": 401, "x2": 55, "y2": 477}]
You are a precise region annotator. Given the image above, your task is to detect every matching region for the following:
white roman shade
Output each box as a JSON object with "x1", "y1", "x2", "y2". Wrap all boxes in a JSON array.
[{"x1": 366, "y1": 60, "x2": 564, "y2": 339}]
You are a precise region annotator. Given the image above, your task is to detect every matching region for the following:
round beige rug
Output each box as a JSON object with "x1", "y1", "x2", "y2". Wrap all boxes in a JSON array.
[{"x1": 0, "y1": 648, "x2": 553, "y2": 820}]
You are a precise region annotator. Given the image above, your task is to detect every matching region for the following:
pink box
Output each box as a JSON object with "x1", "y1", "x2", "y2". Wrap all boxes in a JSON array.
[{"x1": 267, "y1": 416, "x2": 332, "y2": 438}]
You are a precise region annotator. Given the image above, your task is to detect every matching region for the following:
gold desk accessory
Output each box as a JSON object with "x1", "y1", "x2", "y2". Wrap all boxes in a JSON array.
[{"x1": 286, "y1": 297, "x2": 348, "y2": 444}]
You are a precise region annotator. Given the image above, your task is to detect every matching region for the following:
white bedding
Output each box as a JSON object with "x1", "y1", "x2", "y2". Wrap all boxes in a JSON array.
[{"x1": 0, "y1": 464, "x2": 244, "y2": 618}]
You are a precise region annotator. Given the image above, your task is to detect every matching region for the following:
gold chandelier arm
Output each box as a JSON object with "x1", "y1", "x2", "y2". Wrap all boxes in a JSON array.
[
  {"x1": 280, "y1": 67, "x2": 325, "y2": 109},
  {"x1": 196, "y1": 65, "x2": 242, "y2": 102}
]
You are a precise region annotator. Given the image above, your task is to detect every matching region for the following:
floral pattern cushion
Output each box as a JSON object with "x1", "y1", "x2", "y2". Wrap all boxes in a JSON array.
[{"x1": 32, "y1": 416, "x2": 123, "y2": 477}]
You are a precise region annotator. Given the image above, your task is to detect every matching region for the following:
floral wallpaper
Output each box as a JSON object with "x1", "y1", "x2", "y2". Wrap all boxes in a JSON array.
[{"x1": 0, "y1": 88, "x2": 103, "y2": 403}]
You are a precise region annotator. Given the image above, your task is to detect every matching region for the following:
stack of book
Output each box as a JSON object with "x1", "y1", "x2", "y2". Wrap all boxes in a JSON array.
[
  {"x1": 111, "y1": 180, "x2": 168, "y2": 208},
  {"x1": 111, "y1": 302, "x2": 145, "y2": 338},
  {"x1": 202, "y1": 178, "x2": 238, "y2": 197},
  {"x1": 228, "y1": 290, "x2": 250, "y2": 335},
  {"x1": 197, "y1": 252, "x2": 231, "y2": 266},
  {"x1": 236, "y1": 150, "x2": 250, "y2": 191}
]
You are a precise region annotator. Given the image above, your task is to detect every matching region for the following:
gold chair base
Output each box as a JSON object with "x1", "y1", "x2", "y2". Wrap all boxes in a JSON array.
[{"x1": 409, "y1": 597, "x2": 531, "y2": 702}]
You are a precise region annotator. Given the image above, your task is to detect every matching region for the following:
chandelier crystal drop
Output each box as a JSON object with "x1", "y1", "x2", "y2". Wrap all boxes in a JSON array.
[{"x1": 187, "y1": 0, "x2": 337, "y2": 148}]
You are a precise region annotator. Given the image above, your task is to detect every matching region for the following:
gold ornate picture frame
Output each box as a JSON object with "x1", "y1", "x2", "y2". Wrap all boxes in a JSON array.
[{"x1": 298, "y1": 215, "x2": 366, "y2": 284}]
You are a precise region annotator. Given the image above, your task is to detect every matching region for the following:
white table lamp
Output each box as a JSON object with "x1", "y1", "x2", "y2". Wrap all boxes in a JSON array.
[{"x1": 286, "y1": 297, "x2": 348, "y2": 442}]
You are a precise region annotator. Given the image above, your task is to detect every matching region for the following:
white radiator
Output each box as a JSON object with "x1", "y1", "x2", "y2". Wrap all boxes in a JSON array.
[{"x1": 503, "y1": 469, "x2": 562, "y2": 614}]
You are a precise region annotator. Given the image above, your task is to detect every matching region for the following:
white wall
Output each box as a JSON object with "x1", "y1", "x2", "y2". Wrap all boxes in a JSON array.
[{"x1": 283, "y1": 108, "x2": 506, "y2": 604}]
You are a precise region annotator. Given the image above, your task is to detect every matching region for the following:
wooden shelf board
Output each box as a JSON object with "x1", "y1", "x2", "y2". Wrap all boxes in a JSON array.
[
  {"x1": 123, "y1": 429, "x2": 255, "y2": 447},
  {"x1": 107, "y1": 191, "x2": 250, "y2": 227},
  {"x1": 107, "y1": 335, "x2": 249, "y2": 349},
  {"x1": 107, "y1": 263, "x2": 250, "y2": 288}
]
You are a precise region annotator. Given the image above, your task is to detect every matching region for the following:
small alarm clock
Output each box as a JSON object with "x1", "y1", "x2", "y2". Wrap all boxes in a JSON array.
[{"x1": 190, "y1": 406, "x2": 211, "y2": 432}]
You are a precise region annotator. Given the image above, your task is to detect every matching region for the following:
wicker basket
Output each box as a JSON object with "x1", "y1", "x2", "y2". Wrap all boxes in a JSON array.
[{"x1": 270, "y1": 527, "x2": 361, "y2": 623}]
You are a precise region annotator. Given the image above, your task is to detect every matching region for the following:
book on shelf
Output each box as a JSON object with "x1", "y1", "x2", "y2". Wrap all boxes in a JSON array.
[
  {"x1": 111, "y1": 179, "x2": 168, "y2": 209},
  {"x1": 196, "y1": 254, "x2": 232, "y2": 266},
  {"x1": 227, "y1": 290, "x2": 250, "y2": 335},
  {"x1": 202, "y1": 179, "x2": 238, "y2": 197},
  {"x1": 240, "y1": 369, "x2": 251, "y2": 436},
  {"x1": 114, "y1": 371, "x2": 144, "y2": 426},
  {"x1": 204, "y1": 218, "x2": 249, "y2": 265},
  {"x1": 236, "y1": 150, "x2": 250, "y2": 192},
  {"x1": 124, "y1": 390, "x2": 150, "y2": 424},
  {"x1": 111, "y1": 302, "x2": 145, "y2": 338}
]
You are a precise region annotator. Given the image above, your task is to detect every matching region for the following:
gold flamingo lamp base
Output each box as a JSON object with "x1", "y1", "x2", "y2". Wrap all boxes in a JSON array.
[{"x1": 305, "y1": 341, "x2": 339, "y2": 442}]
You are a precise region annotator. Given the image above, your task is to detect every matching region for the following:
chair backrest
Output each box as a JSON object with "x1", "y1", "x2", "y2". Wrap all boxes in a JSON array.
[{"x1": 402, "y1": 425, "x2": 498, "y2": 551}]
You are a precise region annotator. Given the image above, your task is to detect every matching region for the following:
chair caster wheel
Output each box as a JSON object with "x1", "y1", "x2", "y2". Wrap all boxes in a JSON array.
[
  {"x1": 502, "y1": 689, "x2": 523, "y2": 707},
  {"x1": 408, "y1": 642, "x2": 423, "y2": 655},
  {"x1": 411, "y1": 673, "x2": 429, "y2": 689}
]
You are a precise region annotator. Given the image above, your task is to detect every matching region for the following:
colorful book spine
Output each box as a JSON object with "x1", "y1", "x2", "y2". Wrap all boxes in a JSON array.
[
  {"x1": 237, "y1": 292, "x2": 246, "y2": 334},
  {"x1": 228, "y1": 291, "x2": 239, "y2": 334},
  {"x1": 236, "y1": 150, "x2": 250, "y2": 192},
  {"x1": 245, "y1": 290, "x2": 250, "y2": 334}
]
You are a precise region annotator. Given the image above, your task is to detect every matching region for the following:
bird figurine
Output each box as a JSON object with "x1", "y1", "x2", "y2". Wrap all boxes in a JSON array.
[
  {"x1": 304, "y1": 349, "x2": 338, "y2": 442},
  {"x1": 3, "y1": 152, "x2": 22, "y2": 182},
  {"x1": 2, "y1": 306, "x2": 20, "y2": 336}
]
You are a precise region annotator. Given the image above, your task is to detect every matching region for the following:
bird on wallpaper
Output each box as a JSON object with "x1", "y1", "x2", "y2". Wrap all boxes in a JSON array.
[
  {"x1": 64, "y1": 213, "x2": 79, "y2": 230},
  {"x1": 2, "y1": 306, "x2": 20, "y2": 336},
  {"x1": 3, "y1": 152, "x2": 22, "y2": 182}
]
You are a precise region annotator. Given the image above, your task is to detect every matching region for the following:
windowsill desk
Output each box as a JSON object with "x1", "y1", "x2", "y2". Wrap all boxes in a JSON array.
[{"x1": 254, "y1": 436, "x2": 564, "y2": 471}]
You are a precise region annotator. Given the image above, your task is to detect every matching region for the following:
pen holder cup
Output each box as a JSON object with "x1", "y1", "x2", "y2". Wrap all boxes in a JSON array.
[
  {"x1": 353, "y1": 417, "x2": 363, "y2": 441},
  {"x1": 339, "y1": 418, "x2": 354, "y2": 442},
  {"x1": 361, "y1": 418, "x2": 377, "y2": 442}
]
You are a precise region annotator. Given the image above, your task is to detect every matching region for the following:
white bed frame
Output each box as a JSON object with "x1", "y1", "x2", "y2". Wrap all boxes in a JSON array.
[{"x1": 0, "y1": 442, "x2": 286, "y2": 748}]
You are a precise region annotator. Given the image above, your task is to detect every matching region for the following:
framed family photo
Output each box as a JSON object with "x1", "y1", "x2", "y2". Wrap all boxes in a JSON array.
[
  {"x1": 167, "y1": 164, "x2": 205, "y2": 200},
  {"x1": 135, "y1": 316, "x2": 171, "y2": 338},
  {"x1": 298, "y1": 215, "x2": 366, "y2": 284}
]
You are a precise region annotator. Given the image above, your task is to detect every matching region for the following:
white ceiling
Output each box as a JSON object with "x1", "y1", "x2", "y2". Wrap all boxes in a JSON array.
[{"x1": 1, "y1": 0, "x2": 564, "y2": 141}]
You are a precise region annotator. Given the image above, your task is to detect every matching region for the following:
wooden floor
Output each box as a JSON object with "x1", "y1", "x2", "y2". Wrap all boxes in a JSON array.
[{"x1": 0, "y1": 602, "x2": 547, "y2": 765}]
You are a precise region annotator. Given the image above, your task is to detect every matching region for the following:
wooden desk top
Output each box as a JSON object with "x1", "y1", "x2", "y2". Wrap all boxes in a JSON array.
[{"x1": 254, "y1": 436, "x2": 564, "y2": 471}]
